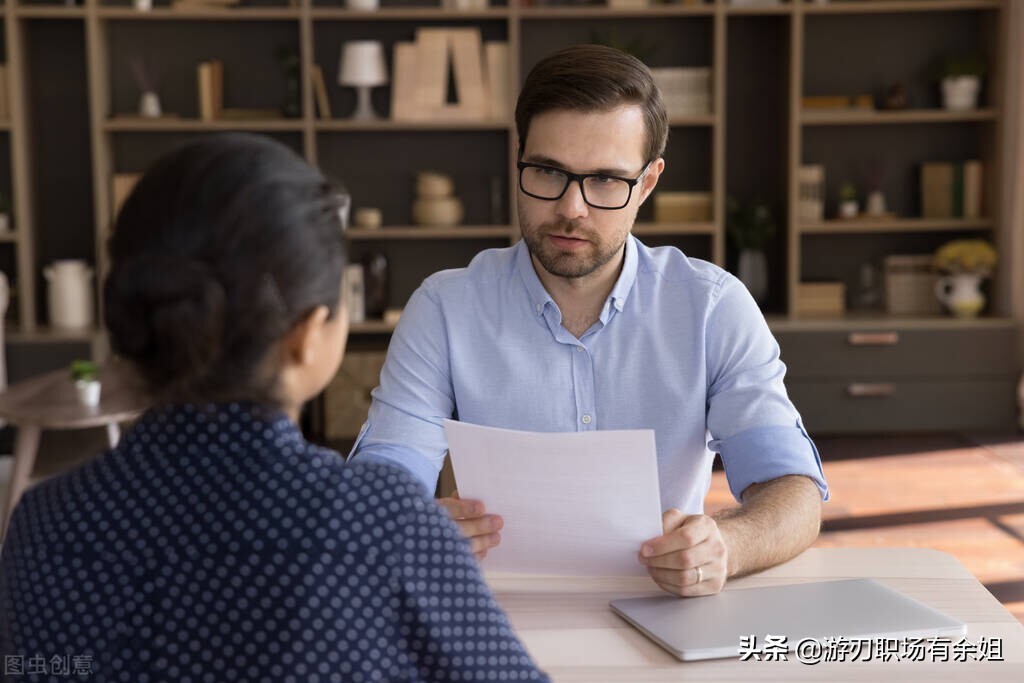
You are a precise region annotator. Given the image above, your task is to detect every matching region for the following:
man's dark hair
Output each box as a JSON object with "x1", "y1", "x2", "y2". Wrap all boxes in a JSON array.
[
  {"x1": 515, "y1": 44, "x2": 669, "y2": 164},
  {"x1": 104, "y1": 132, "x2": 347, "y2": 406}
]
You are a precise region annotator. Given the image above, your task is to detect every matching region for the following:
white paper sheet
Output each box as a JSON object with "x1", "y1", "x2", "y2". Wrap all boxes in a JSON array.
[{"x1": 443, "y1": 420, "x2": 663, "y2": 577}]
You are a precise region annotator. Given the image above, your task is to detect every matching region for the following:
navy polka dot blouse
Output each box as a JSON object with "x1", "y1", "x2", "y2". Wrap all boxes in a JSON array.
[{"x1": 0, "y1": 402, "x2": 549, "y2": 682}]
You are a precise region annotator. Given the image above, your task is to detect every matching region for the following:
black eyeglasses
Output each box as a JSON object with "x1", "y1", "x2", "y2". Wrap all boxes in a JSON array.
[{"x1": 517, "y1": 161, "x2": 652, "y2": 210}]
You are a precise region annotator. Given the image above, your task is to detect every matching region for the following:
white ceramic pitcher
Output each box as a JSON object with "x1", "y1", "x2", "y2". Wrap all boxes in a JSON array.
[{"x1": 45, "y1": 260, "x2": 94, "y2": 329}]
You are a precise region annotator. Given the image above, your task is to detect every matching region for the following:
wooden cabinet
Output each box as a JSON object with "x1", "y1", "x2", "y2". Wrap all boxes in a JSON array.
[{"x1": 774, "y1": 318, "x2": 1018, "y2": 433}]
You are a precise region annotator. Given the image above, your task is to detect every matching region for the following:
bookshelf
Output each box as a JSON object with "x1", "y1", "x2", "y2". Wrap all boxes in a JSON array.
[{"x1": 0, "y1": 2, "x2": 1017, "y2": 404}]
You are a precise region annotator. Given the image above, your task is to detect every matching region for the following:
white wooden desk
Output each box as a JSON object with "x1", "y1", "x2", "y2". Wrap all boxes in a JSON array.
[{"x1": 488, "y1": 548, "x2": 1024, "y2": 682}]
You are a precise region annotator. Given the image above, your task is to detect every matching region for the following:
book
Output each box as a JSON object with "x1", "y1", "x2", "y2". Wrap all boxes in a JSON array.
[
  {"x1": 484, "y1": 42, "x2": 509, "y2": 120},
  {"x1": 963, "y1": 160, "x2": 983, "y2": 219},
  {"x1": 0, "y1": 64, "x2": 8, "y2": 120},
  {"x1": 920, "y1": 162, "x2": 953, "y2": 218},
  {"x1": 391, "y1": 42, "x2": 418, "y2": 121},
  {"x1": 449, "y1": 29, "x2": 488, "y2": 119},
  {"x1": 414, "y1": 28, "x2": 450, "y2": 117},
  {"x1": 312, "y1": 65, "x2": 332, "y2": 120},
  {"x1": 197, "y1": 59, "x2": 223, "y2": 121}
]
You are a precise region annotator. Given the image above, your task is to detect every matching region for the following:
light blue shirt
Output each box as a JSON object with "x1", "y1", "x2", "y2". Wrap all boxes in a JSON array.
[{"x1": 351, "y1": 236, "x2": 828, "y2": 512}]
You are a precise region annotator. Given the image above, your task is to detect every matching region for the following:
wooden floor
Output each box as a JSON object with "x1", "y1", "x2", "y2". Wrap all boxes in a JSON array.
[{"x1": 705, "y1": 432, "x2": 1024, "y2": 623}]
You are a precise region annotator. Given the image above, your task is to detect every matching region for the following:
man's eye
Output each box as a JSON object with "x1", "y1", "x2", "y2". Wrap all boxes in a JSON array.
[
  {"x1": 540, "y1": 167, "x2": 564, "y2": 177},
  {"x1": 593, "y1": 175, "x2": 616, "y2": 185}
]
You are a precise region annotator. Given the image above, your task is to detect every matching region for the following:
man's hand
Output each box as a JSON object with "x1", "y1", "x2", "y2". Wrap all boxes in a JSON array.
[
  {"x1": 437, "y1": 491, "x2": 503, "y2": 560},
  {"x1": 638, "y1": 509, "x2": 728, "y2": 597}
]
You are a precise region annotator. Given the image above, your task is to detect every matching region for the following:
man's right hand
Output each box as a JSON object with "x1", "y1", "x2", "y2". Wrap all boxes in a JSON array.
[{"x1": 437, "y1": 491, "x2": 503, "y2": 560}]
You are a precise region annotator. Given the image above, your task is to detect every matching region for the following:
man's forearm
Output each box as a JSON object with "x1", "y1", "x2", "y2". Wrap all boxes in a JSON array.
[{"x1": 713, "y1": 475, "x2": 823, "y2": 578}]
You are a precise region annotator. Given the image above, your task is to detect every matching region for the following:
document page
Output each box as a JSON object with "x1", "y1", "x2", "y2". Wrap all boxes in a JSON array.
[{"x1": 444, "y1": 420, "x2": 663, "y2": 576}]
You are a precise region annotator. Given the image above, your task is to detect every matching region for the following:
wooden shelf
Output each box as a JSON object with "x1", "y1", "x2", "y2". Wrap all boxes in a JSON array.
[
  {"x1": 801, "y1": 108, "x2": 998, "y2": 126},
  {"x1": 315, "y1": 119, "x2": 511, "y2": 132},
  {"x1": 767, "y1": 314, "x2": 1015, "y2": 333},
  {"x1": 518, "y1": 6, "x2": 715, "y2": 19},
  {"x1": 95, "y1": 7, "x2": 302, "y2": 20},
  {"x1": 347, "y1": 226, "x2": 512, "y2": 240},
  {"x1": 349, "y1": 320, "x2": 397, "y2": 335},
  {"x1": 633, "y1": 221, "x2": 716, "y2": 236},
  {"x1": 5, "y1": 324, "x2": 103, "y2": 344},
  {"x1": 0, "y1": 232, "x2": 18, "y2": 244},
  {"x1": 802, "y1": 0, "x2": 1002, "y2": 14},
  {"x1": 104, "y1": 118, "x2": 305, "y2": 132},
  {"x1": 799, "y1": 218, "x2": 993, "y2": 235},
  {"x1": 14, "y1": 7, "x2": 87, "y2": 19},
  {"x1": 309, "y1": 7, "x2": 510, "y2": 20},
  {"x1": 668, "y1": 114, "x2": 717, "y2": 127},
  {"x1": 0, "y1": 121, "x2": 11, "y2": 132}
]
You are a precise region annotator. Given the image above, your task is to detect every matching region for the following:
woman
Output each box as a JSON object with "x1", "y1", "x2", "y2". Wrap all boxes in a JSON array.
[{"x1": 0, "y1": 133, "x2": 548, "y2": 682}]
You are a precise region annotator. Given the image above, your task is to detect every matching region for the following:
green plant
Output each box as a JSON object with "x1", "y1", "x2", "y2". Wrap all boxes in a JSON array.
[
  {"x1": 931, "y1": 54, "x2": 986, "y2": 80},
  {"x1": 839, "y1": 182, "x2": 858, "y2": 202},
  {"x1": 70, "y1": 359, "x2": 98, "y2": 382},
  {"x1": 726, "y1": 196, "x2": 776, "y2": 251}
]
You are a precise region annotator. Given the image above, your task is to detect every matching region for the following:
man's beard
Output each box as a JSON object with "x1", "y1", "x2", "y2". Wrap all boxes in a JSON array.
[{"x1": 521, "y1": 219, "x2": 625, "y2": 280}]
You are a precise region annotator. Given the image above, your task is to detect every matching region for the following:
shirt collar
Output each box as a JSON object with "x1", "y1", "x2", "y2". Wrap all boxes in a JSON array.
[{"x1": 515, "y1": 234, "x2": 640, "y2": 319}]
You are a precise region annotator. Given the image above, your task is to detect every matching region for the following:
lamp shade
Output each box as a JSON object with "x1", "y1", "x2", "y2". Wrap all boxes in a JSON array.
[{"x1": 338, "y1": 41, "x2": 389, "y2": 87}]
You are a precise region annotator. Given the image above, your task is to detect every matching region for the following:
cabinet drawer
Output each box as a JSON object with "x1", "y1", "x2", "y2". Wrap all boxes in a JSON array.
[
  {"x1": 787, "y1": 378, "x2": 1017, "y2": 434},
  {"x1": 776, "y1": 327, "x2": 1017, "y2": 379}
]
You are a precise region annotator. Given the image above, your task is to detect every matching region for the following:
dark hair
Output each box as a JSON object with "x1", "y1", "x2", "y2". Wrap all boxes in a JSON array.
[
  {"x1": 104, "y1": 132, "x2": 348, "y2": 406},
  {"x1": 515, "y1": 44, "x2": 669, "y2": 164}
]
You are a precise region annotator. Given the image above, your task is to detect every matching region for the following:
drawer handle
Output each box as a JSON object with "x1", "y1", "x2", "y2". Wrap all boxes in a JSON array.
[
  {"x1": 848, "y1": 332, "x2": 899, "y2": 346},
  {"x1": 847, "y1": 383, "x2": 896, "y2": 398}
]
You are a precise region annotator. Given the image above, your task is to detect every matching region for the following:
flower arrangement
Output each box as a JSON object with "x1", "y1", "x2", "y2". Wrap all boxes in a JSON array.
[{"x1": 932, "y1": 239, "x2": 997, "y2": 276}]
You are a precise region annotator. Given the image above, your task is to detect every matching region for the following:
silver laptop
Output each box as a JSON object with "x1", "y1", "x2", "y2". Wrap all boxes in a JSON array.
[{"x1": 610, "y1": 578, "x2": 966, "y2": 661}]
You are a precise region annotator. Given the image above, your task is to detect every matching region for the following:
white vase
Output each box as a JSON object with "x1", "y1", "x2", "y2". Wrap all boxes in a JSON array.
[
  {"x1": 941, "y1": 76, "x2": 981, "y2": 111},
  {"x1": 865, "y1": 190, "x2": 887, "y2": 217},
  {"x1": 935, "y1": 272, "x2": 985, "y2": 318},
  {"x1": 139, "y1": 91, "x2": 162, "y2": 118},
  {"x1": 737, "y1": 249, "x2": 768, "y2": 304},
  {"x1": 133, "y1": 0, "x2": 152, "y2": 11},
  {"x1": 44, "y1": 260, "x2": 95, "y2": 329},
  {"x1": 75, "y1": 379, "x2": 101, "y2": 408},
  {"x1": 839, "y1": 199, "x2": 859, "y2": 219}
]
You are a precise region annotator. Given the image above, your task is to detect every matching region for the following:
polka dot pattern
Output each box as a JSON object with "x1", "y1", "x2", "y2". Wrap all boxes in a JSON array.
[{"x1": 1, "y1": 402, "x2": 548, "y2": 682}]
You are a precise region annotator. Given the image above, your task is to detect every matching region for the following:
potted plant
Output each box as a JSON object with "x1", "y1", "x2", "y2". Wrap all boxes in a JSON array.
[
  {"x1": 726, "y1": 196, "x2": 776, "y2": 304},
  {"x1": 932, "y1": 239, "x2": 997, "y2": 318},
  {"x1": 70, "y1": 359, "x2": 101, "y2": 408},
  {"x1": 838, "y1": 181, "x2": 859, "y2": 218},
  {"x1": 932, "y1": 54, "x2": 986, "y2": 111}
]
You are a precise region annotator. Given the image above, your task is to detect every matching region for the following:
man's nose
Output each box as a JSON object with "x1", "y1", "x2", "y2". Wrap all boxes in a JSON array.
[{"x1": 555, "y1": 178, "x2": 589, "y2": 220}]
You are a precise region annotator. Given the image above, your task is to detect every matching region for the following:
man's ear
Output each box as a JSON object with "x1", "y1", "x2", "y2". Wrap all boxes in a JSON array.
[
  {"x1": 282, "y1": 305, "x2": 330, "y2": 367},
  {"x1": 637, "y1": 157, "x2": 665, "y2": 206}
]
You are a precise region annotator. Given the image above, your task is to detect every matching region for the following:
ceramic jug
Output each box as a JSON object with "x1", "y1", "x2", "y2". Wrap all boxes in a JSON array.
[
  {"x1": 45, "y1": 260, "x2": 94, "y2": 329},
  {"x1": 935, "y1": 272, "x2": 984, "y2": 318}
]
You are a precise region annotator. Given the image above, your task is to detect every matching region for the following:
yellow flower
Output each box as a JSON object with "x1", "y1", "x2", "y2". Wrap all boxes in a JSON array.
[{"x1": 933, "y1": 239, "x2": 996, "y2": 275}]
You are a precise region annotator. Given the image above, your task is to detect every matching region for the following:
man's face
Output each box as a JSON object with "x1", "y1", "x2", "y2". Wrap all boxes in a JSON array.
[{"x1": 517, "y1": 105, "x2": 663, "y2": 283}]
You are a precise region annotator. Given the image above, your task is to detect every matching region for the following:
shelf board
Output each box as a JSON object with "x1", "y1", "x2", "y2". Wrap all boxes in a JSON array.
[
  {"x1": 309, "y1": 7, "x2": 510, "y2": 20},
  {"x1": 316, "y1": 119, "x2": 511, "y2": 132},
  {"x1": 518, "y1": 6, "x2": 715, "y2": 19},
  {"x1": 5, "y1": 324, "x2": 103, "y2": 344},
  {"x1": 801, "y1": 108, "x2": 998, "y2": 125},
  {"x1": 799, "y1": 217, "x2": 992, "y2": 234},
  {"x1": 349, "y1": 320, "x2": 397, "y2": 335},
  {"x1": 347, "y1": 225, "x2": 511, "y2": 240},
  {"x1": 0, "y1": 120, "x2": 11, "y2": 132},
  {"x1": 0, "y1": 231, "x2": 18, "y2": 243},
  {"x1": 104, "y1": 117, "x2": 305, "y2": 132},
  {"x1": 96, "y1": 7, "x2": 302, "y2": 20},
  {"x1": 767, "y1": 313, "x2": 1015, "y2": 332},
  {"x1": 633, "y1": 221, "x2": 716, "y2": 236},
  {"x1": 802, "y1": 0, "x2": 1002, "y2": 14},
  {"x1": 668, "y1": 114, "x2": 717, "y2": 127},
  {"x1": 14, "y1": 7, "x2": 87, "y2": 19}
]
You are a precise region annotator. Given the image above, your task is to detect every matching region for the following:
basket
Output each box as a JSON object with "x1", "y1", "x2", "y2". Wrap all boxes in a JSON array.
[{"x1": 884, "y1": 254, "x2": 940, "y2": 315}]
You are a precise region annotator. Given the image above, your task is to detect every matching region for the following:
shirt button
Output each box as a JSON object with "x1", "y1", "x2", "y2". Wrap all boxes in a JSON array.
[
  {"x1": 576, "y1": 346, "x2": 584, "y2": 352},
  {"x1": 581, "y1": 415, "x2": 592, "y2": 424}
]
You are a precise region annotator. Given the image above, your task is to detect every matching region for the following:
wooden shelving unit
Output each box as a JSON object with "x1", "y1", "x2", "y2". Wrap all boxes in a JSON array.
[{"x1": 0, "y1": 0, "x2": 1012, "y2": 346}]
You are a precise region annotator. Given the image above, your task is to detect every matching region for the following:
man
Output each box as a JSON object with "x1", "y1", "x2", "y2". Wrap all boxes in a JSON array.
[{"x1": 352, "y1": 45, "x2": 827, "y2": 597}]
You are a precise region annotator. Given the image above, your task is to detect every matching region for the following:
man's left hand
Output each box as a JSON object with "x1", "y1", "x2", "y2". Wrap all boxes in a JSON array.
[{"x1": 638, "y1": 509, "x2": 728, "y2": 597}]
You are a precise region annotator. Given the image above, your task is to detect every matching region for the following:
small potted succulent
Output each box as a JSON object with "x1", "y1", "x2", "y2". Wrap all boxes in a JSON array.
[
  {"x1": 932, "y1": 54, "x2": 986, "y2": 111},
  {"x1": 838, "y1": 181, "x2": 859, "y2": 219},
  {"x1": 71, "y1": 359, "x2": 101, "y2": 408}
]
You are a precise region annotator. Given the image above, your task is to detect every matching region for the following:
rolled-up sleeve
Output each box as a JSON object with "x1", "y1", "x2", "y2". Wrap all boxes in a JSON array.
[
  {"x1": 704, "y1": 276, "x2": 829, "y2": 502},
  {"x1": 349, "y1": 284, "x2": 453, "y2": 494}
]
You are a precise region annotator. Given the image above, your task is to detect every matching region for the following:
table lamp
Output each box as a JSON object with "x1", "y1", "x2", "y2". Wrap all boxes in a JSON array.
[{"x1": 338, "y1": 40, "x2": 388, "y2": 120}]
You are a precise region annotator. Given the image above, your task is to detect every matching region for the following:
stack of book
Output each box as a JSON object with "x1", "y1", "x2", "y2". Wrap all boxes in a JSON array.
[
  {"x1": 794, "y1": 282, "x2": 845, "y2": 318},
  {"x1": 653, "y1": 192, "x2": 712, "y2": 223},
  {"x1": 391, "y1": 28, "x2": 509, "y2": 122},
  {"x1": 650, "y1": 67, "x2": 711, "y2": 117},
  {"x1": 920, "y1": 161, "x2": 983, "y2": 219},
  {"x1": 197, "y1": 60, "x2": 223, "y2": 121}
]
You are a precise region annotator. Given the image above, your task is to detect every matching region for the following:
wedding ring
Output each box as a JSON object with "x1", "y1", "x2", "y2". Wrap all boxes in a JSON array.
[{"x1": 695, "y1": 565, "x2": 704, "y2": 584}]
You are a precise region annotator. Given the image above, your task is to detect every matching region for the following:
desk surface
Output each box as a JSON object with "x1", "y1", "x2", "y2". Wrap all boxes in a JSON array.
[
  {"x1": 487, "y1": 547, "x2": 1024, "y2": 682},
  {"x1": 0, "y1": 365, "x2": 143, "y2": 429}
]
